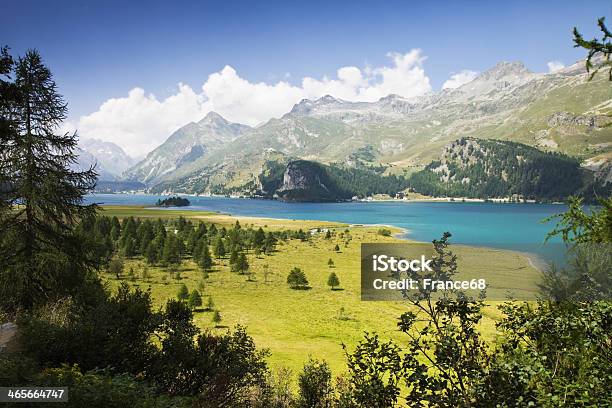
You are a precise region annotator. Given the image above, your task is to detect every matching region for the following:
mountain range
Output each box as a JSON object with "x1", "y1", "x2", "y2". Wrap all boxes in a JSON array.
[{"x1": 118, "y1": 59, "x2": 611, "y2": 198}]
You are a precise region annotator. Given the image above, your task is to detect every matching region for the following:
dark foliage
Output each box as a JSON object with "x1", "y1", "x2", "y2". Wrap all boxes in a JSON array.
[
  {"x1": 296, "y1": 358, "x2": 333, "y2": 408},
  {"x1": 156, "y1": 196, "x2": 190, "y2": 207},
  {"x1": 341, "y1": 197, "x2": 612, "y2": 407},
  {"x1": 409, "y1": 138, "x2": 608, "y2": 202},
  {"x1": 264, "y1": 160, "x2": 409, "y2": 202},
  {"x1": 0, "y1": 48, "x2": 99, "y2": 312},
  {"x1": 573, "y1": 17, "x2": 612, "y2": 80}
]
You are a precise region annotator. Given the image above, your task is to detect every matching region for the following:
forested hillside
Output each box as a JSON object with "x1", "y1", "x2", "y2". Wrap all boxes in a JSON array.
[
  {"x1": 409, "y1": 138, "x2": 609, "y2": 201},
  {"x1": 263, "y1": 160, "x2": 410, "y2": 201}
]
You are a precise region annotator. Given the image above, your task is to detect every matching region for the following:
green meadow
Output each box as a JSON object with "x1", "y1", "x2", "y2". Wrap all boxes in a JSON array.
[{"x1": 101, "y1": 205, "x2": 540, "y2": 375}]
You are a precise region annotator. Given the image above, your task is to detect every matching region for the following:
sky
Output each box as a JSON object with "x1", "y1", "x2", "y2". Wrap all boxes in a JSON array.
[{"x1": 2, "y1": 0, "x2": 610, "y2": 156}]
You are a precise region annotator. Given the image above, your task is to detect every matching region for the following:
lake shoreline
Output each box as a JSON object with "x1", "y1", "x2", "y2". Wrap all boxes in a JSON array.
[
  {"x1": 91, "y1": 194, "x2": 564, "y2": 265},
  {"x1": 108, "y1": 192, "x2": 566, "y2": 205},
  {"x1": 101, "y1": 204, "x2": 550, "y2": 276}
]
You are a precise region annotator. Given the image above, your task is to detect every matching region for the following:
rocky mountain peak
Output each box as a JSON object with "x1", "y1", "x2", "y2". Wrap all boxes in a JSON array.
[
  {"x1": 287, "y1": 99, "x2": 313, "y2": 116},
  {"x1": 479, "y1": 61, "x2": 530, "y2": 80},
  {"x1": 78, "y1": 138, "x2": 135, "y2": 178},
  {"x1": 199, "y1": 111, "x2": 229, "y2": 126},
  {"x1": 316, "y1": 95, "x2": 341, "y2": 104}
]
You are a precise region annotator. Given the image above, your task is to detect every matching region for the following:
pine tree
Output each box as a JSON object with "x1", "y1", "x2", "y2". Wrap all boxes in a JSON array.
[
  {"x1": 119, "y1": 217, "x2": 137, "y2": 249},
  {"x1": 198, "y1": 243, "x2": 213, "y2": 271},
  {"x1": 214, "y1": 236, "x2": 226, "y2": 258},
  {"x1": 189, "y1": 230, "x2": 201, "y2": 257},
  {"x1": 327, "y1": 258, "x2": 335, "y2": 268},
  {"x1": 229, "y1": 248, "x2": 239, "y2": 272},
  {"x1": 177, "y1": 283, "x2": 189, "y2": 301},
  {"x1": 162, "y1": 233, "x2": 181, "y2": 265},
  {"x1": 0, "y1": 49, "x2": 98, "y2": 311},
  {"x1": 212, "y1": 310, "x2": 222, "y2": 327},
  {"x1": 188, "y1": 289, "x2": 202, "y2": 310},
  {"x1": 110, "y1": 216, "x2": 121, "y2": 241},
  {"x1": 253, "y1": 227, "x2": 265, "y2": 248},
  {"x1": 206, "y1": 296, "x2": 215, "y2": 311},
  {"x1": 263, "y1": 232, "x2": 277, "y2": 254},
  {"x1": 573, "y1": 17, "x2": 612, "y2": 80},
  {"x1": 137, "y1": 220, "x2": 154, "y2": 254},
  {"x1": 122, "y1": 237, "x2": 136, "y2": 258},
  {"x1": 236, "y1": 252, "x2": 249, "y2": 275},
  {"x1": 327, "y1": 272, "x2": 340, "y2": 290},
  {"x1": 287, "y1": 267, "x2": 309, "y2": 289},
  {"x1": 145, "y1": 242, "x2": 158, "y2": 265}
]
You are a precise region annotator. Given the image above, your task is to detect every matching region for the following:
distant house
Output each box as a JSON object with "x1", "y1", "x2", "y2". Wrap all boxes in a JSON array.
[{"x1": 309, "y1": 228, "x2": 330, "y2": 235}]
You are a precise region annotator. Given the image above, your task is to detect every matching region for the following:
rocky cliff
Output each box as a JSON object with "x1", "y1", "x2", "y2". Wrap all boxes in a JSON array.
[{"x1": 274, "y1": 161, "x2": 338, "y2": 202}]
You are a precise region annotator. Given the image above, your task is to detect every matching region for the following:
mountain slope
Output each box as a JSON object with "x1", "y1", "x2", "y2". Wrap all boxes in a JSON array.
[
  {"x1": 124, "y1": 112, "x2": 251, "y2": 184},
  {"x1": 78, "y1": 138, "x2": 136, "y2": 178},
  {"x1": 408, "y1": 137, "x2": 609, "y2": 201},
  {"x1": 74, "y1": 147, "x2": 117, "y2": 181},
  {"x1": 143, "y1": 59, "x2": 611, "y2": 196}
]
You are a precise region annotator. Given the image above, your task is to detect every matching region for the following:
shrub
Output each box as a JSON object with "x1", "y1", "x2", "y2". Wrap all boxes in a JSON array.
[
  {"x1": 296, "y1": 358, "x2": 333, "y2": 408},
  {"x1": 377, "y1": 228, "x2": 392, "y2": 237},
  {"x1": 18, "y1": 284, "x2": 158, "y2": 375}
]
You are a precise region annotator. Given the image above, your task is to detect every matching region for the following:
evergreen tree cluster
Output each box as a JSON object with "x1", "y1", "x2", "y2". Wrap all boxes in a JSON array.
[
  {"x1": 324, "y1": 162, "x2": 410, "y2": 199},
  {"x1": 0, "y1": 47, "x2": 271, "y2": 406},
  {"x1": 76, "y1": 215, "x2": 297, "y2": 275},
  {"x1": 409, "y1": 137, "x2": 610, "y2": 202},
  {"x1": 155, "y1": 196, "x2": 190, "y2": 207}
]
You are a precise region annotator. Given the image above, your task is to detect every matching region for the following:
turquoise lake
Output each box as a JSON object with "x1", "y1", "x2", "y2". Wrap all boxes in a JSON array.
[{"x1": 87, "y1": 194, "x2": 569, "y2": 264}]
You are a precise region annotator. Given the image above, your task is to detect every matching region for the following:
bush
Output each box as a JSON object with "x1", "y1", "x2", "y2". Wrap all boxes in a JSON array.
[
  {"x1": 296, "y1": 358, "x2": 333, "y2": 408},
  {"x1": 35, "y1": 365, "x2": 190, "y2": 408},
  {"x1": 18, "y1": 284, "x2": 158, "y2": 374},
  {"x1": 16, "y1": 285, "x2": 270, "y2": 406},
  {"x1": 377, "y1": 228, "x2": 392, "y2": 237}
]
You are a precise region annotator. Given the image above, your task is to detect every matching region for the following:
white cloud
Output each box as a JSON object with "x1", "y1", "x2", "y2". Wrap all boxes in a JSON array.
[
  {"x1": 547, "y1": 60, "x2": 565, "y2": 73},
  {"x1": 72, "y1": 49, "x2": 432, "y2": 156},
  {"x1": 73, "y1": 85, "x2": 208, "y2": 156},
  {"x1": 442, "y1": 70, "x2": 479, "y2": 90}
]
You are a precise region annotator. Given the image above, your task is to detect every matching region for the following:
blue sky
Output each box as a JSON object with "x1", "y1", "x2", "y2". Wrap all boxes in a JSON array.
[{"x1": 1, "y1": 0, "x2": 609, "y2": 154}]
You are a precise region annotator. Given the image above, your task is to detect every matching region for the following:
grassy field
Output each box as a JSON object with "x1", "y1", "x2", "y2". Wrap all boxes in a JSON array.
[{"x1": 100, "y1": 205, "x2": 540, "y2": 377}]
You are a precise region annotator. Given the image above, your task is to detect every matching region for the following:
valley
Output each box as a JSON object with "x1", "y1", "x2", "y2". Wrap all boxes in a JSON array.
[
  {"x1": 98, "y1": 205, "x2": 541, "y2": 374},
  {"x1": 108, "y1": 60, "x2": 611, "y2": 202}
]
